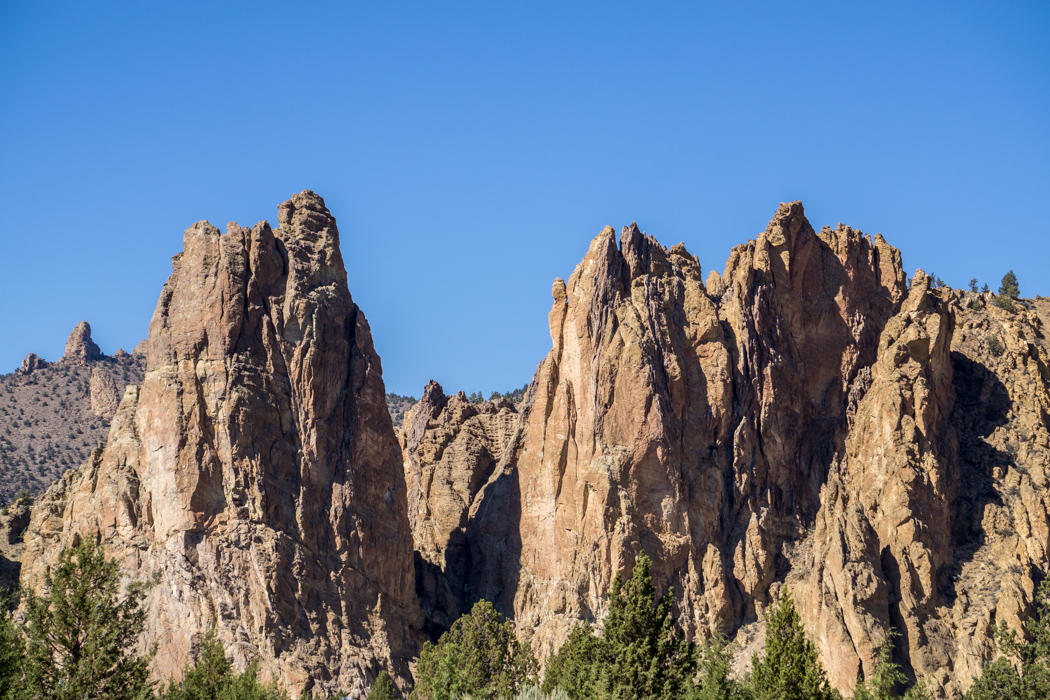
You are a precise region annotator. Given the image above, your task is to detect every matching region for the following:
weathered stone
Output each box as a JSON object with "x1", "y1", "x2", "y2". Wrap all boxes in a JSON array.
[
  {"x1": 20, "y1": 191, "x2": 421, "y2": 698},
  {"x1": 62, "y1": 321, "x2": 102, "y2": 363}
]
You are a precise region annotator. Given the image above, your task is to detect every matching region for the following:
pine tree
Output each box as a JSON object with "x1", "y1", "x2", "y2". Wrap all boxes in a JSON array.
[
  {"x1": 22, "y1": 538, "x2": 154, "y2": 700},
  {"x1": 748, "y1": 591, "x2": 835, "y2": 700},
  {"x1": 412, "y1": 600, "x2": 537, "y2": 700},
  {"x1": 853, "y1": 630, "x2": 928, "y2": 700},
  {"x1": 368, "y1": 670, "x2": 399, "y2": 700},
  {"x1": 160, "y1": 628, "x2": 287, "y2": 699},
  {"x1": 999, "y1": 271, "x2": 1020, "y2": 299}
]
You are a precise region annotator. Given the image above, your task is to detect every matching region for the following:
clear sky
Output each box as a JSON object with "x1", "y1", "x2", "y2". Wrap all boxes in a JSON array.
[{"x1": 1, "y1": 2, "x2": 1047, "y2": 396}]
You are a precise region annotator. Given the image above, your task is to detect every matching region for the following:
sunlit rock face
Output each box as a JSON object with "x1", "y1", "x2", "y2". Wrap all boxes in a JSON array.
[
  {"x1": 20, "y1": 191, "x2": 421, "y2": 698},
  {"x1": 404, "y1": 203, "x2": 1050, "y2": 698}
]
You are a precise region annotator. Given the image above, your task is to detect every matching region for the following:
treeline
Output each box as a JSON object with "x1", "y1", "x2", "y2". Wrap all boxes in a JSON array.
[{"x1": 1, "y1": 543, "x2": 1048, "y2": 699}]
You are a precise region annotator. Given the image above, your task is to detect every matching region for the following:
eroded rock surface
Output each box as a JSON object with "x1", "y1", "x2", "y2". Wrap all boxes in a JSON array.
[
  {"x1": 400, "y1": 381, "x2": 519, "y2": 630},
  {"x1": 19, "y1": 191, "x2": 421, "y2": 697},
  {"x1": 402, "y1": 203, "x2": 1049, "y2": 698}
]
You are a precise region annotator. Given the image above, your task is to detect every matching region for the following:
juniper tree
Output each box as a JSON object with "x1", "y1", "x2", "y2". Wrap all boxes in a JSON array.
[
  {"x1": 748, "y1": 591, "x2": 836, "y2": 700},
  {"x1": 367, "y1": 671, "x2": 399, "y2": 700},
  {"x1": 999, "y1": 271, "x2": 1020, "y2": 299},
  {"x1": 22, "y1": 538, "x2": 155, "y2": 700},
  {"x1": 160, "y1": 628, "x2": 287, "y2": 700},
  {"x1": 0, "y1": 597, "x2": 23, "y2": 700},
  {"x1": 412, "y1": 600, "x2": 537, "y2": 700}
]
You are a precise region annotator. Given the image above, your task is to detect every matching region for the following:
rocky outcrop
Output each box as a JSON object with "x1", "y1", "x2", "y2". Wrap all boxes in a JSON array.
[
  {"x1": 401, "y1": 203, "x2": 1049, "y2": 698},
  {"x1": 17, "y1": 353, "x2": 48, "y2": 375},
  {"x1": 62, "y1": 321, "x2": 102, "y2": 363},
  {"x1": 19, "y1": 192, "x2": 420, "y2": 697},
  {"x1": 400, "y1": 382, "x2": 519, "y2": 630}
]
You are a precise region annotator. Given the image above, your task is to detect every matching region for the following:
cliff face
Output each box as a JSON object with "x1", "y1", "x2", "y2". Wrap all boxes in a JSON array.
[
  {"x1": 402, "y1": 204, "x2": 1050, "y2": 698},
  {"x1": 19, "y1": 192, "x2": 420, "y2": 697}
]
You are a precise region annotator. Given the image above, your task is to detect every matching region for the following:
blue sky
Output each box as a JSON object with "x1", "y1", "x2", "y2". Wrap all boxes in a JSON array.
[{"x1": 1, "y1": 2, "x2": 1047, "y2": 396}]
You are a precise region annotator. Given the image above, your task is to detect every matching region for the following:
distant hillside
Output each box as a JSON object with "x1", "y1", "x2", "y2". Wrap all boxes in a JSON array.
[{"x1": 0, "y1": 322, "x2": 144, "y2": 505}]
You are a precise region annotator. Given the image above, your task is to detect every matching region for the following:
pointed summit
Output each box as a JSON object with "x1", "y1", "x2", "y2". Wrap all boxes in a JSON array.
[{"x1": 62, "y1": 321, "x2": 102, "y2": 363}]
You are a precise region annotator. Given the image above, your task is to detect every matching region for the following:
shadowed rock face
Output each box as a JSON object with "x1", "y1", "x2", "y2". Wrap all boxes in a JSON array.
[
  {"x1": 20, "y1": 191, "x2": 421, "y2": 698},
  {"x1": 402, "y1": 203, "x2": 1050, "y2": 698}
]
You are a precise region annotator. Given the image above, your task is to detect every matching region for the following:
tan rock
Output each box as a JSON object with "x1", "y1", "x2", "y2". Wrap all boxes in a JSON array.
[
  {"x1": 89, "y1": 366, "x2": 121, "y2": 417},
  {"x1": 61, "y1": 321, "x2": 102, "y2": 363},
  {"x1": 20, "y1": 191, "x2": 421, "y2": 698}
]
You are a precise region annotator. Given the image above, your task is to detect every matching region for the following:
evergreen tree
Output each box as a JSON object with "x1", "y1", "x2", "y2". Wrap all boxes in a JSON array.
[
  {"x1": 965, "y1": 578, "x2": 1050, "y2": 699},
  {"x1": 598, "y1": 554, "x2": 696, "y2": 700},
  {"x1": 969, "y1": 278, "x2": 979, "y2": 293},
  {"x1": 853, "y1": 630, "x2": 928, "y2": 700},
  {"x1": 999, "y1": 271, "x2": 1020, "y2": 299},
  {"x1": 412, "y1": 600, "x2": 537, "y2": 700},
  {"x1": 160, "y1": 628, "x2": 286, "y2": 700},
  {"x1": 367, "y1": 670, "x2": 398, "y2": 700},
  {"x1": 0, "y1": 596, "x2": 24, "y2": 700},
  {"x1": 690, "y1": 631, "x2": 750, "y2": 700},
  {"x1": 542, "y1": 624, "x2": 606, "y2": 700},
  {"x1": 22, "y1": 538, "x2": 154, "y2": 700},
  {"x1": 748, "y1": 591, "x2": 835, "y2": 700}
]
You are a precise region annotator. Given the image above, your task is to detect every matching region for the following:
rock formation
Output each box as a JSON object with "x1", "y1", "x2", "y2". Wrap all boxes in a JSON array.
[
  {"x1": 62, "y1": 321, "x2": 102, "y2": 363},
  {"x1": 401, "y1": 204, "x2": 1050, "y2": 698},
  {"x1": 399, "y1": 381, "x2": 519, "y2": 630},
  {"x1": 19, "y1": 191, "x2": 421, "y2": 697}
]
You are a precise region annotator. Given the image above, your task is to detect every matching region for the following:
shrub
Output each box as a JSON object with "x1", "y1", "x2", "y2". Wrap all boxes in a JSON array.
[
  {"x1": 368, "y1": 670, "x2": 399, "y2": 700},
  {"x1": 986, "y1": 336, "x2": 1005, "y2": 358},
  {"x1": 412, "y1": 600, "x2": 537, "y2": 700},
  {"x1": 965, "y1": 578, "x2": 1050, "y2": 699}
]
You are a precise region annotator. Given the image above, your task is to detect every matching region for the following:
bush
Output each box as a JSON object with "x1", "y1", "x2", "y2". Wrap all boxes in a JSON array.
[
  {"x1": 160, "y1": 627, "x2": 287, "y2": 700},
  {"x1": 986, "y1": 336, "x2": 1005, "y2": 358},
  {"x1": 368, "y1": 670, "x2": 399, "y2": 700},
  {"x1": 412, "y1": 600, "x2": 537, "y2": 700}
]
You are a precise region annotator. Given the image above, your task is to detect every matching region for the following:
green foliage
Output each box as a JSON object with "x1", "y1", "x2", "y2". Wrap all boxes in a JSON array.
[
  {"x1": 412, "y1": 600, "x2": 537, "y2": 700},
  {"x1": 690, "y1": 631, "x2": 750, "y2": 700},
  {"x1": 599, "y1": 554, "x2": 696, "y2": 700},
  {"x1": 368, "y1": 670, "x2": 399, "y2": 700},
  {"x1": 542, "y1": 624, "x2": 605, "y2": 700},
  {"x1": 748, "y1": 592, "x2": 836, "y2": 700},
  {"x1": 21, "y1": 538, "x2": 155, "y2": 700},
  {"x1": 969, "y1": 278, "x2": 979, "y2": 293},
  {"x1": 965, "y1": 578, "x2": 1050, "y2": 699},
  {"x1": 853, "y1": 630, "x2": 928, "y2": 700},
  {"x1": 0, "y1": 596, "x2": 24, "y2": 700},
  {"x1": 986, "y1": 335, "x2": 1005, "y2": 358},
  {"x1": 160, "y1": 628, "x2": 287, "y2": 699},
  {"x1": 999, "y1": 271, "x2": 1020, "y2": 299},
  {"x1": 543, "y1": 554, "x2": 696, "y2": 700}
]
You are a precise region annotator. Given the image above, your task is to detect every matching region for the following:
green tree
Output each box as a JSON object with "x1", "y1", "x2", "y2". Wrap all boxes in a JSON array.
[
  {"x1": 748, "y1": 591, "x2": 835, "y2": 700},
  {"x1": 598, "y1": 554, "x2": 696, "y2": 700},
  {"x1": 853, "y1": 629, "x2": 928, "y2": 700},
  {"x1": 21, "y1": 538, "x2": 155, "y2": 700},
  {"x1": 999, "y1": 271, "x2": 1020, "y2": 299},
  {"x1": 0, "y1": 596, "x2": 24, "y2": 700},
  {"x1": 542, "y1": 624, "x2": 606, "y2": 700},
  {"x1": 969, "y1": 278, "x2": 979, "y2": 293},
  {"x1": 690, "y1": 631, "x2": 750, "y2": 700},
  {"x1": 412, "y1": 600, "x2": 537, "y2": 700},
  {"x1": 160, "y1": 628, "x2": 286, "y2": 700},
  {"x1": 368, "y1": 670, "x2": 398, "y2": 700},
  {"x1": 965, "y1": 578, "x2": 1050, "y2": 699}
]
